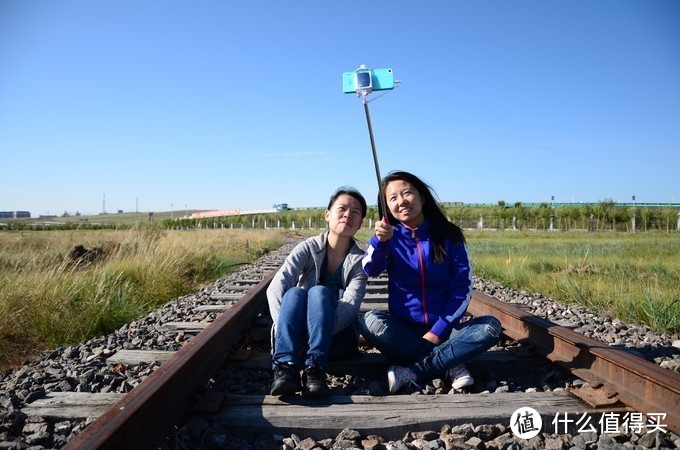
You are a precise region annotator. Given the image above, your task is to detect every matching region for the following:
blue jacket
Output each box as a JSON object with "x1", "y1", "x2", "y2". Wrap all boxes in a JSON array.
[{"x1": 362, "y1": 218, "x2": 472, "y2": 339}]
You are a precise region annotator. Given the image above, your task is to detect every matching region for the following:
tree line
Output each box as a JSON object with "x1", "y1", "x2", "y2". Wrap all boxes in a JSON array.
[{"x1": 3, "y1": 201, "x2": 679, "y2": 232}]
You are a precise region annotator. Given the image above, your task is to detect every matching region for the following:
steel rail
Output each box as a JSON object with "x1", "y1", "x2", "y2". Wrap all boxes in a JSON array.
[
  {"x1": 62, "y1": 271, "x2": 679, "y2": 448},
  {"x1": 63, "y1": 269, "x2": 278, "y2": 450},
  {"x1": 468, "y1": 290, "x2": 680, "y2": 434}
]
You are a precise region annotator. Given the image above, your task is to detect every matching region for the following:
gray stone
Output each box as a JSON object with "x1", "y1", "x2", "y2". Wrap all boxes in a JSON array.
[
  {"x1": 580, "y1": 430, "x2": 599, "y2": 444},
  {"x1": 637, "y1": 431, "x2": 657, "y2": 448},
  {"x1": 450, "y1": 423, "x2": 475, "y2": 439},
  {"x1": 465, "y1": 436, "x2": 486, "y2": 449},
  {"x1": 544, "y1": 435, "x2": 568, "y2": 449},
  {"x1": 475, "y1": 424, "x2": 501, "y2": 440},
  {"x1": 336, "y1": 428, "x2": 362, "y2": 442},
  {"x1": 412, "y1": 431, "x2": 438, "y2": 441},
  {"x1": 493, "y1": 433, "x2": 516, "y2": 450},
  {"x1": 387, "y1": 441, "x2": 410, "y2": 450}
]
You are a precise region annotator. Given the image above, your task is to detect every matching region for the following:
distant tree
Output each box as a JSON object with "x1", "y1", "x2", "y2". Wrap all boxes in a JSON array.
[
  {"x1": 594, "y1": 199, "x2": 615, "y2": 230},
  {"x1": 661, "y1": 207, "x2": 679, "y2": 233},
  {"x1": 537, "y1": 203, "x2": 551, "y2": 230}
]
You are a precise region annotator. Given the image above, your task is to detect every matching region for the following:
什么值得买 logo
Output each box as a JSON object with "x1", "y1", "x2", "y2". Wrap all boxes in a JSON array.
[{"x1": 510, "y1": 407, "x2": 542, "y2": 439}]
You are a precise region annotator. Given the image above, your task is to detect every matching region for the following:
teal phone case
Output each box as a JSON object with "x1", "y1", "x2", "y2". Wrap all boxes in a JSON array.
[
  {"x1": 343, "y1": 68, "x2": 394, "y2": 94},
  {"x1": 342, "y1": 72, "x2": 356, "y2": 93}
]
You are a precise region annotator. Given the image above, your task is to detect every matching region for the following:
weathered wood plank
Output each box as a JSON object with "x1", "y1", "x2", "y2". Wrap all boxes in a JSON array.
[
  {"x1": 157, "y1": 322, "x2": 211, "y2": 332},
  {"x1": 195, "y1": 305, "x2": 231, "y2": 312},
  {"x1": 210, "y1": 392, "x2": 630, "y2": 440},
  {"x1": 209, "y1": 293, "x2": 243, "y2": 301},
  {"x1": 106, "y1": 349, "x2": 547, "y2": 375},
  {"x1": 362, "y1": 293, "x2": 388, "y2": 302},
  {"x1": 365, "y1": 286, "x2": 388, "y2": 294},
  {"x1": 22, "y1": 393, "x2": 125, "y2": 419},
  {"x1": 359, "y1": 302, "x2": 388, "y2": 312},
  {"x1": 106, "y1": 349, "x2": 175, "y2": 365}
]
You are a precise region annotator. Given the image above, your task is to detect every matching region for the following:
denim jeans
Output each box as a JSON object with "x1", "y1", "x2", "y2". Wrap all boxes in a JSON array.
[
  {"x1": 273, "y1": 286, "x2": 358, "y2": 369},
  {"x1": 358, "y1": 310, "x2": 502, "y2": 382}
]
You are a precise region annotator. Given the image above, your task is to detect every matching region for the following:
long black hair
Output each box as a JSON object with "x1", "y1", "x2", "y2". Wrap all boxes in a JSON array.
[{"x1": 379, "y1": 171, "x2": 465, "y2": 263}]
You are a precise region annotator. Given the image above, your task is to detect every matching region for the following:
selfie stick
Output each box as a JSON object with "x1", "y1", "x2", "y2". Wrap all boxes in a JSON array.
[{"x1": 360, "y1": 93, "x2": 388, "y2": 219}]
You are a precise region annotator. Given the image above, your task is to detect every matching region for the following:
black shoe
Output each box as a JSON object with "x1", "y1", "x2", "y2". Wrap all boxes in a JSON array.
[
  {"x1": 270, "y1": 363, "x2": 301, "y2": 396},
  {"x1": 303, "y1": 364, "x2": 330, "y2": 397}
]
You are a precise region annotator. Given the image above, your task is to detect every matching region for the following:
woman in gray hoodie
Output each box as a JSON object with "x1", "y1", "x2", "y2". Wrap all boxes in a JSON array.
[{"x1": 267, "y1": 187, "x2": 367, "y2": 396}]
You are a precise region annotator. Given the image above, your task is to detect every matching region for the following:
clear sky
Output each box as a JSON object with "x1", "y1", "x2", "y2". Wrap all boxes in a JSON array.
[{"x1": 2, "y1": 1, "x2": 679, "y2": 217}]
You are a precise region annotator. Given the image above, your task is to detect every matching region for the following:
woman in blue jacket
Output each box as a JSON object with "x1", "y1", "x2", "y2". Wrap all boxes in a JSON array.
[{"x1": 359, "y1": 171, "x2": 502, "y2": 393}]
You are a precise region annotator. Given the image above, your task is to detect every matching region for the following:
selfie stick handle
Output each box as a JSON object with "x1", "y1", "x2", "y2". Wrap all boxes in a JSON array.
[{"x1": 362, "y1": 98, "x2": 388, "y2": 219}]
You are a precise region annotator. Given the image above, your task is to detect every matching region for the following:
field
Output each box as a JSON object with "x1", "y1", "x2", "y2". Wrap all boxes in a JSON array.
[
  {"x1": 358, "y1": 229, "x2": 679, "y2": 334},
  {"x1": 465, "y1": 230, "x2": 679, "y2": 334},
  {"x1": 1, "y1": 227, "x2": 678, "y2": 371},
  {"x1": 0, "y1": 225, "x2": 288, "y2": 369}
]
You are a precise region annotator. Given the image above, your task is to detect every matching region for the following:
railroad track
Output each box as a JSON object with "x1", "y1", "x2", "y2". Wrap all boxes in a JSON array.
[{"x1": 19, "y1": 249, "x2": 680, "y2": 449}]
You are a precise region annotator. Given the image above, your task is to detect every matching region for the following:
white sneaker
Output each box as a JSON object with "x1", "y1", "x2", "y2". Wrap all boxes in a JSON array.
[
  {"x1": 447, "y1": 364, "x2": 474, "y2": 389},
  {"x1": 387, "y1": 365, "x2": 419, "y2": 394}
]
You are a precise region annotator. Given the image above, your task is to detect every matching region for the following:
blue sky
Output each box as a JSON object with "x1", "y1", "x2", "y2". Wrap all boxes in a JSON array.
[{"x1": 2, "y1": 1, "x2": 679, "y2": 216}]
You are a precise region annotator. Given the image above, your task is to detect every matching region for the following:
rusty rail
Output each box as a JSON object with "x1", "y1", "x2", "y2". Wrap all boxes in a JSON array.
[
  {"x1": 63, "y1": 270, "x2": 277, "y2": 450},
  {"x1": 63, "y1": 273, "x2": 680, "y2": 448},
  {"x1": 468, "y1": 290, "x2": 680, "y2": 434}
]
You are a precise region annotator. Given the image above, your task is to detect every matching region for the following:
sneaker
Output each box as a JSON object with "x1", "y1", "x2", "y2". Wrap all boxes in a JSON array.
[
  {"x1": 447, "y1": 364, "x2": 474, "y2": 389},
  {"x1": 303, "y1": 364, "x2": 331, "y2": 397},
  {"x1": 270, "y1": 362, "x2": 301, "y2": 396},
  {"x1": 387, "y1": 365, "x2": 419, "y2": 394}
]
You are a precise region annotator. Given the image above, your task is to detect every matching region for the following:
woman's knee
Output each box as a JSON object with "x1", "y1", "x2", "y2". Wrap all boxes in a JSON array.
[
  {"x1": 360, "y1": 310, "x2": 389, "y2": 336},
  {"x1": 483, "y1": 316, "x2": 502, "y2": 338},
  {"x1": 308, "y1": 285, "x2": 333, "y2": 299},
  {"x1": 308, "y1": 285, "x2": 329, "y2": 296},
  {"x1": 279, "y1": 287, "x2": 307, "y2": 313},
  {"x1": 476, "y1": 316, "x2": 502, "y2": 341},
  {"x1": 282, "y1": 286, "x2": 306, "y2": 301},
  {"x1": 307, "y1": 285, "x2": 335, "y2": 307}
]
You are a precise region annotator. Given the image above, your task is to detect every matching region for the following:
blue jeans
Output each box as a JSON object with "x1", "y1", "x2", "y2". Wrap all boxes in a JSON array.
[
  {"x1": 358, "y1": 310, "x2": 502, "y2": 383},
  {"x1": 273, "y1": 286, "x2": 358, "y2": 369}
]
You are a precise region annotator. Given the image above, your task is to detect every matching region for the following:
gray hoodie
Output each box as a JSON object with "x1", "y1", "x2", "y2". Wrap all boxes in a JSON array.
[{"x1": 267, "y1": 232, "x2": 367, "y2": 335}]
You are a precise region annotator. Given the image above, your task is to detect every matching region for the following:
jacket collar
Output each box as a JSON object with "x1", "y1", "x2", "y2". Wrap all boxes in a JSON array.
[
  {"x1": 397, "y1": 217, "x2": 430, "y2": 239},
  {"x1": 313, "y1": 231, "x2": 360, "y2": 256}
]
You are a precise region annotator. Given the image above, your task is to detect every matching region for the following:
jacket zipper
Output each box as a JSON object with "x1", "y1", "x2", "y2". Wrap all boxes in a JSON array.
[{"x1": 412, "y1": 229, "x2": 428, "y2": 325}]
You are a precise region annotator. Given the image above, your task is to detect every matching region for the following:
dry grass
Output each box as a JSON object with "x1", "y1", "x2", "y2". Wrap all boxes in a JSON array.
[{"x1": 0, "y1": 225, "x2": 287, "y2": 369}]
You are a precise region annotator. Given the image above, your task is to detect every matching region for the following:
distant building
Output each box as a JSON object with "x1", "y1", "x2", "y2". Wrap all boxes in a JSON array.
[
  {"x1": 192, "y1": 209, "x2": 240, "y2": 219},
  {"x1": 0, "y1": 211, "x2": 31, "y2": 219}
]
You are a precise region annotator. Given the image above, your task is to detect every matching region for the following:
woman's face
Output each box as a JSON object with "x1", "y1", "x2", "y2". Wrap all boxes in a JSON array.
[
  {"x1": 325, "y1": 194, "x2": 364, "y2": 238},
  {"x1": 385, "y1": 179, "x2": 425, "y2": 228}
]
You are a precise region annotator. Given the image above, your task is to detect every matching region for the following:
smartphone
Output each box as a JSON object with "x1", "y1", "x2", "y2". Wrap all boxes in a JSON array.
[{"x1": 343, "y1": 67, "x2": 394, "y2": 94}]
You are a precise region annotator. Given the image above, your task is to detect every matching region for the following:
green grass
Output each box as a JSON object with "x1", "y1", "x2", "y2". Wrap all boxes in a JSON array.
[
  {"x1": 2, "y1": 227, "x2": 678, "y2": 371},
  {"x1": 466, "y1": 231, "x2": 680, "y2": 334}
]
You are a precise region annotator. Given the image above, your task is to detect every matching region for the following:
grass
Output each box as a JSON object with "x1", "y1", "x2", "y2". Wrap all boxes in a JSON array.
[
  {"x1": 2, "y1": 227, "x2": 678, "y2": 371},
  {"x1": 0, "y1": 224, "x2": 287, "y2": 369},
  {"x1": 466, "y1": 230, "x2": 680, "y2": 334}
]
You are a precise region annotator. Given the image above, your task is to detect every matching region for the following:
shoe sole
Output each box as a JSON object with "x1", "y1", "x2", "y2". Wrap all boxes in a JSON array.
[
  {"x1": 387, "y1": 370, "x2": 399, "y2": 394},
  {"x1": 451, "y1": 376, "x2": 474, "y2": 390}
]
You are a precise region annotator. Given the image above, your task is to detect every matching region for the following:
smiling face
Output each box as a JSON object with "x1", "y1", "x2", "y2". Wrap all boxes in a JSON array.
[
  {"x1": 325, "y1": 193, "x2": 364, "y2": 238},
  {"x1": 385, "y1": 179, "x2": 425, "y2": 228}
]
